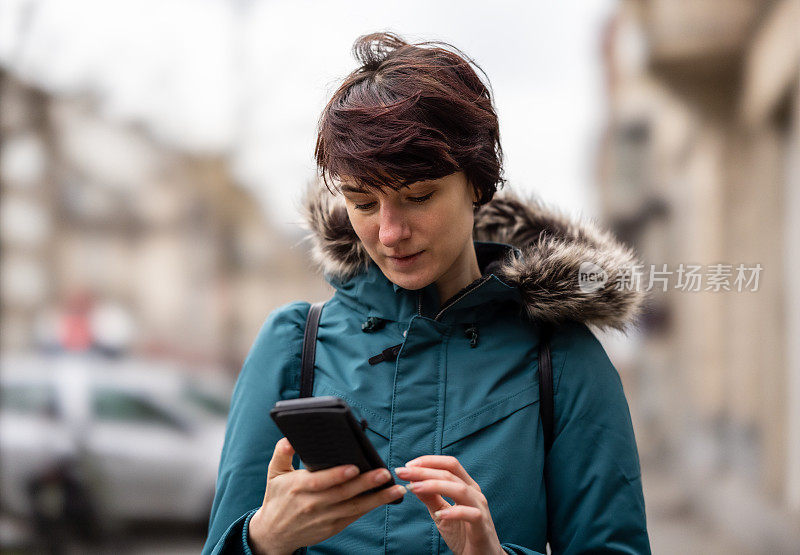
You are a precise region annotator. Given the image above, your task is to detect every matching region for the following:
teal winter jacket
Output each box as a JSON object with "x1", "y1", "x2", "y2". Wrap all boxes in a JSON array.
[{"x1": 203, "y1": 189, "x2": 651, "y2": 554}]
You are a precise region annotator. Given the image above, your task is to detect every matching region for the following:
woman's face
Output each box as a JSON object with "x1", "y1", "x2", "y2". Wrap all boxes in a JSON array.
[{"x1": 341, "y1": 170, "x2": 479, "y2": 294}]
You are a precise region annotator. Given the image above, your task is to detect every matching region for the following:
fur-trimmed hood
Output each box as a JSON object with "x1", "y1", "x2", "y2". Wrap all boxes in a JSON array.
[{"x1": 302, "y1": 186, "x2": 646, "y2": 332}]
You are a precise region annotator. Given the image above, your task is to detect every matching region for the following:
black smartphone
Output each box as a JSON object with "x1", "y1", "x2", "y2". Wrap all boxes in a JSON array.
[{"x1": 269, "y1": 396, "x2": 402, "y2": 504}]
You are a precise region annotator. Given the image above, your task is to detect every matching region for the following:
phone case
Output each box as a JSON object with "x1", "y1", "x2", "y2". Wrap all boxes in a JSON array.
[{"x1": 270, "y1": 396, "x2": 401, "y2": 503}]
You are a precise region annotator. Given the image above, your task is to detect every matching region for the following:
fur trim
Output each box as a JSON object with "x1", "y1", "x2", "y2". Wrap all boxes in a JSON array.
[
  {"x1": 301, "y1": 183, "x2": 372, "y2": 280},
  {"x1": 302, "y1": 184, "x2": 646, "y2": 331}
]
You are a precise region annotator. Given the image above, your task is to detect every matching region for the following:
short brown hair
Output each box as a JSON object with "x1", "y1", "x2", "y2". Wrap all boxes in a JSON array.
[{"x1": 314, "y1": 31, "x2": 505, "y2": 206}]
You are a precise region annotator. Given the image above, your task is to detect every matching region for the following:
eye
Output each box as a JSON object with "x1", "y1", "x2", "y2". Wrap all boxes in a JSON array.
[
  {"x1": 350, "y1": 191, "x2": 433, "y2": 211},
  {"x1": 353, "y1": 200, "x2": 377, "y2": 211},
  {"x1": 408, "y1": 192, "x2": 434, "y2": 203}
]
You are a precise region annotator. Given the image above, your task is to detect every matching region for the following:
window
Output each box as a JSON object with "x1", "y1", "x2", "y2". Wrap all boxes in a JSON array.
[
  {"x1": 181, "y1": 384, "x2": 229, "y2": 418},
  {"x1": 0, "y1": 383, "x2": 58, "y2": 417},
  {"x1": 92, "y1": 388, "x2": 184, "y2": 430}
]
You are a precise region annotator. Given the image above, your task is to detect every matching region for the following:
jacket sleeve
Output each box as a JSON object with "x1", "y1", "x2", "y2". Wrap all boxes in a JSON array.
[
  {"x1": 201, "y1": 301, "x2": 310, "y2": 555},
  {"x1": 522, "y1": 321, "x2": 651, "y2": 555}
]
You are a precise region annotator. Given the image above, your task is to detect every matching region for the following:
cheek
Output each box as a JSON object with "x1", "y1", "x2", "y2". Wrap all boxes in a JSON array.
[
  {"x1": 346, "y1": 212, "x2": 374, "y2": 242},
  {"x1": 349, "y1": 217, "x2": 385, "y2": 259},
  {"x1": 437, "y1": 205, "x2": 474, "y2": 242}
]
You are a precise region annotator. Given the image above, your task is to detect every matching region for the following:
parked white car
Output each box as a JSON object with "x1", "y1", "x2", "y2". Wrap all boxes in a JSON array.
[{"x1": 0, "y1": 352, "x2": 232, "y2": 531}]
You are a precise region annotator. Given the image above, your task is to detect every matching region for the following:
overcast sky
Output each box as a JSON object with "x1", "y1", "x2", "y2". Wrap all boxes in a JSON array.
[{"x1": 0, "y1": 0, "x2": 617, "y2": 231}]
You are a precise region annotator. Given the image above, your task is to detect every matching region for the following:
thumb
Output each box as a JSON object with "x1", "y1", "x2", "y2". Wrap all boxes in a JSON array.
[
  {"x1": 267, "y1": 437, "x2": 296, "y2": 481},
  {"x1": 415, "y1": 491, "x2": 451, "y2": 517}
]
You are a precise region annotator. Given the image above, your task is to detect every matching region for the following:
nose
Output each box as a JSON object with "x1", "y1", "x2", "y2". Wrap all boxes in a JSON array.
[{"x1": 378, "y1": 204, "x2": 411, "y2": 247}]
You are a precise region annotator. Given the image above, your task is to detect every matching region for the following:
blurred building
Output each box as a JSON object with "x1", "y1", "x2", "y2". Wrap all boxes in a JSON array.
[
  {"x1": 600, "y1": 0, "x2": 800, "y2": 550},
  {"x1": 0, "y1": 71, "x2": 330, "y2": 372}
]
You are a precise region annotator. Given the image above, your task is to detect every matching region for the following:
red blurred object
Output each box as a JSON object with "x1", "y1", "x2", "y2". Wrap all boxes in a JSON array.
[{"x1": 59, "y1": 291, "x2": 94, "y2": 351}]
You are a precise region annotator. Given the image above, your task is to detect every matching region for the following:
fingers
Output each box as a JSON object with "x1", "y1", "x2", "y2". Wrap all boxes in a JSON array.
[
  {"x1": 405, "y1": 487, "x2": 450, "y2": 515},
  {"x1": 297, "y1": 463, "x2": 361, "y2": 492},
  {"x1": 394, "y1": 465, "x2": 461, "y2": 485},
  {"x1": 393, "y1": 465, "x2": 465, "y2": 512},
  {"x1": 433, "y1": 504, "x2": 483, "y2": 524},
  {"x1": 324, "y1": 467, "x2": 393, "y2": 501},
  {"x1": 404, "y1": 455, "x2": 480, "y2": 490},
  {"x1": 267, "y1": 438, "x2": 296, "y2": 481},
  {"x1": 330, "y1": 480, "x2": 406, "y2": 519},
  {"x1": 405, "y1": 479, "x2": 481, "y2": 507},
  {"x1": 394, "y1": 465, "x2": 458, "y2": 514}
]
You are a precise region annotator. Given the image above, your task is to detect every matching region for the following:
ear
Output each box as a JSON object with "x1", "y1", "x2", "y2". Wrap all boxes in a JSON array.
[{"x1": 466, "y1": 179, "x2": 479, "y2": 205}]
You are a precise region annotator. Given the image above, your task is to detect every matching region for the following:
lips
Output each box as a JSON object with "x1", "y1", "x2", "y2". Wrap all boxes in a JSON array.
[
  {"x1": 389, "y1": 251, "x2": 422, "y2": 259},
  {"x1": 385, "y1": 250, "x2": 425, "y2": 269}
]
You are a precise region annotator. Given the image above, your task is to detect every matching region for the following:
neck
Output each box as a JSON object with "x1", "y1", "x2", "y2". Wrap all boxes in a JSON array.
[{"x1": 435, "y1": 241, "x2": 482, "y2": 308}]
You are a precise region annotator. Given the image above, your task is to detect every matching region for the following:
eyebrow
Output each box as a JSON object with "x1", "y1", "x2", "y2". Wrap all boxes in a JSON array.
[{"x1": 341, "y1": 185, "x2": 369, "y2": 194}]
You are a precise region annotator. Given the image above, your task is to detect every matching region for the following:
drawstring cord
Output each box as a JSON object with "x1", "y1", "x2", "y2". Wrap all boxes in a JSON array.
[
  {"x1": 361, "y1": 316, "x2": 387, "y2": 333},
  {"x1": 368, "y1": 343, "x2": 403, "y2": 365},
  {"x1": 361, "y1": 316, "x2": 399, "y2": 365},
  {"x1": 463, "y1": 323, "x2": 479, "y2": 348}
]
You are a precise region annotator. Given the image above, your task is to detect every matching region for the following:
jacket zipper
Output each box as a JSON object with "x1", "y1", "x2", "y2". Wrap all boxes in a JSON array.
[
  {"x1": 432, "y1": 274, "x2": 493, "y2": 322},
  {"x1": 417, "y1": 274, "x2": 494, "y2": 321},
  {"x1": 370, "y1": 275, "x2": 492, "y2": 365}
]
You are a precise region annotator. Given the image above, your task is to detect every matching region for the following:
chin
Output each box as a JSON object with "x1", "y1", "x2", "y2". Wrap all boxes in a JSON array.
[{"x1": 382, "y1": 267, "x2": 433, "y2": 291}]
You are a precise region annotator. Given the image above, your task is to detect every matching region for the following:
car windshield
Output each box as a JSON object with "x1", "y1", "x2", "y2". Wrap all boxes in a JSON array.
[
  {"x1": 92, "y1": 387, "x2": 188, "y2": 431},
  {"x1": 180, "y1": 384, "x2": 229, "y2": 419},
  {"x1": 0, "y1": 383, "x2": 57, "y2": 417}
]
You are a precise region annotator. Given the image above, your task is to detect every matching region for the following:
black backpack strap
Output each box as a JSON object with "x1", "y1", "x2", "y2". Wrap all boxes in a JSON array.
[
  {"x1": 295, "y1": 302, "x2": 326, "y2": 555},
  {"x1": 300, "y1": 301, "x2": 325, "y2": 398},
  {"x1": 538, "y1": 322, "x2": 555, "y2": 455}
]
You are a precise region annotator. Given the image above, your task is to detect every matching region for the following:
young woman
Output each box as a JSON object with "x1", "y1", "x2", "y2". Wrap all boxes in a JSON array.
[{"x1": 203, "y1": 32, "x2": 651, "y2": 555}]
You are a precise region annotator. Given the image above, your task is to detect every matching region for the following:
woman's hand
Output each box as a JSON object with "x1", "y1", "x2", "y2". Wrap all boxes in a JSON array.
[
  {"x1": 394, "y1": 455, "x2": 505, "y2": 555},
  {"x1": 248, "y1": 437, "x2": 407, "y2": 555}
]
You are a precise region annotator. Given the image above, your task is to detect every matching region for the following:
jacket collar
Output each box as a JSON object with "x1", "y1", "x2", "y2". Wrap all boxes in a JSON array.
[{"x1": 302, "y1": 185, "x2": 645, "y2": 331}]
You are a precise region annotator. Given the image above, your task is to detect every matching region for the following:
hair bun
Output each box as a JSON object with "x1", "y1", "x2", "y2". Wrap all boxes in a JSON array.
[{"x1": 352, "y1": 32, "x2": 409, "y2": 70}]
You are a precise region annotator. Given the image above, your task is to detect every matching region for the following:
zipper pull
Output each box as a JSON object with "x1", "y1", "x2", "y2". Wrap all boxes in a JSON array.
[{"x1": 368, "y1": 343, "x2": 403, "y2": 365}]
